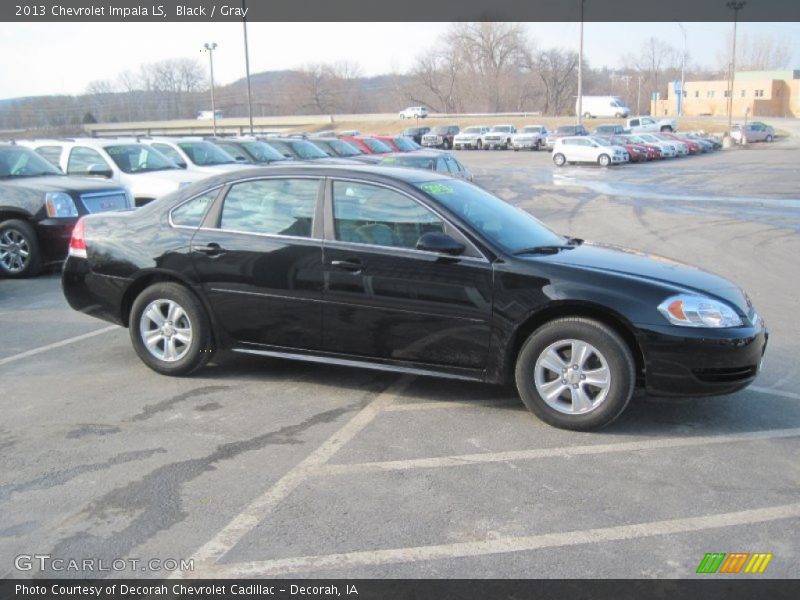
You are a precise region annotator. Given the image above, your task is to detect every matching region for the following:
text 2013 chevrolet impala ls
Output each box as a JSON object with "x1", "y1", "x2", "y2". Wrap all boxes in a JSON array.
[{"x1": 62, "y1": 166, "x2": 768, "y2": 430}]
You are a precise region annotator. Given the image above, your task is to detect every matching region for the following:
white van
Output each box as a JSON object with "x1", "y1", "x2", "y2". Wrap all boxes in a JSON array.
[{"x1": 576, "y1": 96, "x2": 630, "y2": 119}]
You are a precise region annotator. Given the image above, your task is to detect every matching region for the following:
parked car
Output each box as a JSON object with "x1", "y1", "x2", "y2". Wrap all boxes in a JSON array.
[
  {"x1": 658, "y1": 131, "x2": 700, "y2": 154},
  {"x1": 142, "y1": 137, "x2": 251, "y2": 175},
  {"x1": 483, "y1": 125, "x2": 517, "y2": 150},
  {"x1": 511, "y1": 125, "x2": 548, "y2": 151},
  {"x1": 207, "y1": 137, "x2": 294, "y2": 165},
  {"x1": 453, "y1": 126, "x2": 491, "y2": 150},
  {"x1": 682, "y1": 132, "x2": 720, "y2": 151},
  {"x1": 260, "y1": 137, "x2": 361, "y2": 164},
  {"x1": 552, "y1": 136, "x2": 629, "y2": 167},
  {"x1": 731, "y1": 123, "x2": 774, "y2": 144},
  {"x1": 62, "y1": 165, "x2": 767, "y2": 431},
  {"x1": 626, "y1": 116, "x2": 678, "y2": 133},
  {"x1": 399, "y1": 106, "x2": 429, "y2": 119},
  {"x1": 611, "y1": 135, "x2": 661, "y2": 160},
  {"x1": 18, "y1": 138, "x2": 205, "y2": 207},
  {"x1": 0, "y1": 144, "x2": 131, "y2": 277},
  {"x1": 546, "y1": 125, "x2": 589, "y2": 149},
  {"x1": 306, "y1": 137, "x2": 378, "y2": 164},
  {"x1": 630, "y1": 133, "x2": 679, "y2": 158},
  {"x1": 593, "y1": 124, "x2": 628, "y2": 136},
  {"x1": 652, "y1": 133, "x2": 690, "y2": 156},
  {"x1": 594, "y1": 136, "x2": 647, "y2": 163},
  {"x1": 402, "y1": 127, "x2": 431, "y2": 145},
  {"x1": 340, "y1": 136, "x2": 395, "y2": 156},
  {"x1": 577, "y1": 96, "x2": 631, "y2": 119},
  {"x1": 373, "y1": 135, "x2": 422, "y2": 153},
  {"x1": 422, "y1": 126, "x2": 460, "y2": 150},
  {"x1": 379, "y1": 151, "x2": 473, "y2": 181}
]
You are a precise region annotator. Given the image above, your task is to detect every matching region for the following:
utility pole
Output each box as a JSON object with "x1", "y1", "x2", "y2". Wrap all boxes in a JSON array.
[
  {"x1": 637, "y1": 74, "x2": 643, "y2": 116},
  {"x1": 677, "y1": 22, "x2": 687, "y2": 116},
  {"x1": 203, "y1": 42, "x2": 218, "y2": 136},
  {"x1": 576, "y1": 0, "x2": 586, "y2": 125},
  {"x1": 726, "y1": 1, "x2": 746, "y2": 135},
  {"x1": 242, "y1": 0, "x2": 254, "y2": 135}
]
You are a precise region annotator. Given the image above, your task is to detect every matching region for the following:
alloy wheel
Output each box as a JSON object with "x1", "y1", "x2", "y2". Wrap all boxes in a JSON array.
[
  {"x1": 0, "y1": 229, "x2": 30, "y2": 273},
  {"x1": 139, "y1": 299, "x2": 193, "y2": 362}
]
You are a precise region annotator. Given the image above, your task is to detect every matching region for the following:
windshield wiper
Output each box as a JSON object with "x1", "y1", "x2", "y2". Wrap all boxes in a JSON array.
[{"x1": 513, "y1": 245, "x2": 577, "y2": 256}]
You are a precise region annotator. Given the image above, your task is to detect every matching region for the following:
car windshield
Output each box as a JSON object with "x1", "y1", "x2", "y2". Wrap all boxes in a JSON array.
[
  {"x1": 391, "y1": 137, "x2": 416, "y2": 152},
  {"x1": 287, "y1": 140, "x2": 329, "y2": 159},
  {"x1": 491, "y1": 126, "x2": 512, "y2": 132},
  {"x1": 556, "y1": 126, "x2": 576, "y2": 134},
  {"x1": 415, "y1": 179, "x2": 565, "y2": 253},
  {"x1": 324, "y1": 139, "x2": 362, "y2": 156},
  {"x1": 261, "y1": 140, "x2": 295, "y2": 158},
  {"x1": 0, "y1": 146, "x2": 62, "y2": 178},
  {"x1": 240, "y1": 141, "x2": 289, "y2": 162},
  {"x1": 522, "y1": 127, "x2": 543, "y2": 133},
  {"x1": 178, "y1": 141, "x2": 237, "y2": 166},
  {"x1": 462, "y1": 127, "x2": 483, "y2": 134},
  {"x1": 382, "y1": 156, "x2": 436, "y2": 170},
  {"x1": 404, "y1": 128, "x2": 423, "y2": 135},
  {"x1": 362, "y1": 138, "x2": 393, "y2": 153},
  {"x1": 432, "y1": 127, "x2": 451, "y2": 134},
  {"x1": 104, "y1": 144, "x2": 178, "y2": 173}
]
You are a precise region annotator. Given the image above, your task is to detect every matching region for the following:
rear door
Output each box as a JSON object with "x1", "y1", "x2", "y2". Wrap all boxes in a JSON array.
[
  {"x1": 190, "y1": 176, "x2": 326, "y2": 349},
  {"x1": 321, "y1": 178, "x2": 493, "y2": 369}
]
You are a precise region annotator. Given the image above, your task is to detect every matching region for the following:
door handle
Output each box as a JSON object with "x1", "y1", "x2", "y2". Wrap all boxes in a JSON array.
[
  {"x1": 330, "y1": 259, "x2": 362, "y2": 273},
  {"x1": 194, "y1": 243, "x2": 225, "y2": 257}
]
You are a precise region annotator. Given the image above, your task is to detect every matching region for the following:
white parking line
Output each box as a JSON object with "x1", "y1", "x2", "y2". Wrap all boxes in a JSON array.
[
  {"x1": 384, "y1": 399, "x2": 522, "y2": 412},
  {"x1": 177, "y1": 375, "x2": 414, "y2": 577},
  {"x1": 0, "y1": 325, "x2": 119, "y2": 367},
  {"x1": 203, "y1": 502, "x2": 800, "y2": 577},
  {"x1": 749, "y1": 386, "x2": 800, "y2": 401},
  {"x1": 316, "y1": 426, "x2": 800, "y2": 477}
]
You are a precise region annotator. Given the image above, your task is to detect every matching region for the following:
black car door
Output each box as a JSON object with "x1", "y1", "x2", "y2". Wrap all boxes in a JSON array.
[
  {"x1": 321, "y1": 178, "x2": 493, "y2": 369},
  {"x1": 190, "y1": 176, "x2": 326, "y2": 349}
]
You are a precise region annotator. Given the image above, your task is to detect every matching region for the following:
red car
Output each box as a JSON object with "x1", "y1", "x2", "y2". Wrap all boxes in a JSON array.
[
  {"x1": 658, "y1": 131, "x2": 701, "y2": 154},
  {"x1": 339, "y1": 135, "x2": 394, "y2": 155},
  {"x1": 595, "y1": 135, "x2": 648, "y2": 163},
  {"x1": 617, "y1": 135, "x2": 662, "y2": 160},
  {"x1": 373, "y1": 135, "x2": 421, "y2": 153}
]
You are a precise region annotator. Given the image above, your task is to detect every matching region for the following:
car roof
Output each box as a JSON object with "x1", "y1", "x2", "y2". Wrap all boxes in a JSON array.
[
  {"x1": 192, "y1": 164, "x2": 453, "y2": 185},
  {"x1": 381, "y1": 151, "x2": 446, "y2": 159}
]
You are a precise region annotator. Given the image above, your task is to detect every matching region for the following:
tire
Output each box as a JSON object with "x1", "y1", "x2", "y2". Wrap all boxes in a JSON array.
[
  {"x1": 614, "y1": 112, "x2": 622, "y2": 118},
  {"x1": 514, "y1": 318, "x2": 635, "y2": 431},
  {"x1": 476, "y1": 139, "x2": 483, "y2": 150},
  {"x1": 598, "y1": 153, "x2": 611, "y2": 167},
  {"x1": 766, "y1": 134, "x2": 773, "y2": 142},
  {"x1": 553, "y1": 153, "x2": 566, "y2": 167},
  {"x1": 129, "y1": 282, "x2": 215, "y2": 376},
  {"x1": 660, "y1": 126, "x2": 673, "y2": 132},
  {"x1": 0, "y1": 219, "x2": 42, "y2": 278}
]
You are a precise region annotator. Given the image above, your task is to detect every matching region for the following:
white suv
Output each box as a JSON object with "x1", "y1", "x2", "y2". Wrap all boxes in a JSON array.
[
  {"x1": 18, "y1": 138, "x2": 206, "y2": 206},
  {"x1": 399, "y1": 106, "x2": 429, "y2": 119},
  {"x1": 141, "y1": 137, "x2": 252, "y2": 175},
  {"x1": 552, "y1": 136, "x2": 629, "y2": 167},
  {"x1": 453, "y1": 126, "x2": 490, "y2": 150}
]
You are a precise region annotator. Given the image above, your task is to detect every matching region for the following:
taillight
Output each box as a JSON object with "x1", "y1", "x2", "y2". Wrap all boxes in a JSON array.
[{"x1": 69, "y1": 218, "x2": 87, "y2": 258}]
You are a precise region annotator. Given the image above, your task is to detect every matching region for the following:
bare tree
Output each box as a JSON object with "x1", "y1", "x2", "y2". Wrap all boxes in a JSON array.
[
  {"x1": 532, "y1": 48, "x2": 579, "y2": 115},
  {"x1": 623, "y1": 37, "x2": 679, "y2": 111},
  {"x1": 717, "y1": 32, "x2": 793, "y2": 72}
]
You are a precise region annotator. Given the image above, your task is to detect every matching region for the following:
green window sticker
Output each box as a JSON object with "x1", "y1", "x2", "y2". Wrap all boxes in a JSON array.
[{"x1": 419, "y1": 182, "x2": 454, "y2": 195}]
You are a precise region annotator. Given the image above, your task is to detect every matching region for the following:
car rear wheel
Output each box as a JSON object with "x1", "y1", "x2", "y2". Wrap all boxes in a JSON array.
[
  {"x1": 476, "y1": 140, "x2": 483, "y2": 150},
  {"x1": 766, "y1": 134, "x2": 773, "y2": 142},
  {"x1": 598, "y1": 154, "x2": 611, "y2": 167},
  {"x1": 553, "y1": 153, "x2": 566, "y2": 167},
  {"x1": 660, "y1": 126, "x2": 673, "y2": 132},
  {"x1": 130, "y1": 282, "x2": 215, "y2": 376},
  {"x1": 515, "y1": 318, "x2": 635, "y2": 431},
  {"x1": 0, "y1": 219, "x2": 41, "y2": 278}
]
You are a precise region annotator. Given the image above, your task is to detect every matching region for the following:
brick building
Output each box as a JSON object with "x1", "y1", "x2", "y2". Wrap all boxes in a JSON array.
[{"x1": 652, "y1": 70, "x2": 800, "y2": 118}]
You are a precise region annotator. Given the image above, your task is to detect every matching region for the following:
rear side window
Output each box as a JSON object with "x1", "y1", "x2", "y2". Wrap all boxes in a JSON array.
[
  {"x1": 219, "y1": 178, "x2": 319, "y2": 238},
  {"x1": 67, "y1": 147, "x2": 109, "y2": 174},
  {"x1": 171, "y1": 190, "x2": 219, "y2": 228},
  {"x1": 34, "y1": 146, "x2": 63, "y2": 168}
]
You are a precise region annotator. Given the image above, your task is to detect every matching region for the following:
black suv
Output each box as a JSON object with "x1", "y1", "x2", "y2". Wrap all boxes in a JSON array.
[
  {"x1": 402, "y1": 127, "x2": 431, "y2": 145},
  {"x1": 0, "y1": 144, "x2": 130, "y2": 277},
  {"x1": 421, "y1": 126, "x2": 461, "y2": 149}
]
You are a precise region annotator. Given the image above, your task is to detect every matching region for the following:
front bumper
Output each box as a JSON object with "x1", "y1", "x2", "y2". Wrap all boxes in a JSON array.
[
  {"x1": 35, "y1": 217, "x2": 78, "y2": 264},
  {"x1": 637, "y1": 322, "x2": 768, "y2": 397},
  {"x1": 484, "y1": 138, "x2": 508, "y2": 148},
  {"x1": 511, "y1": 139, "x2": 541, "y2": 149},
  {"x1": 454, "y1": 139, "x2": 480, "y2": 149}
]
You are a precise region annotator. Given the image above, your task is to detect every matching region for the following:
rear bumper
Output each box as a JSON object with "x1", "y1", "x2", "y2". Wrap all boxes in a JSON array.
[
  {"x1": 637, "y1": 323, "x2": 768, "y2": 397},
  {"x1": 62, "y1": 256, "x2": 128, "y2": 326}
]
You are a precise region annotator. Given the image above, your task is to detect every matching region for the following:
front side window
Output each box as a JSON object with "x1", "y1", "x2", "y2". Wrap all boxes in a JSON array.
[
  {"x1": 67, "y1": 147, "x2": 110, "y2": 174},
  {"x1": 0, "y1": 146, "x2": 62, "y2": 178},
  {"x1": 171, "y1": 190, "x2": 219, "y2": 227},
  {"x1": 219, "y1": 178, "x2": 319, "y2": 237},
  {"x1": 332, "y1": 181, "x2": 444, "y2": 249},
  {"x1": 34, "y1": 146, "x2": 63, "y2": 168}
]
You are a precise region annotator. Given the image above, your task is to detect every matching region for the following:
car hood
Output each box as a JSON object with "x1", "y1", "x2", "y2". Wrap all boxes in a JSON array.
[
  {"x1": 121, "y1": 169, "x2": 206, "y2": 200},
  {"x1": 537, "y1": 242, "x2": 749, "y2": 311},
  {"x1": 0, "y1": 175, "x2": 124, "y2": 194}
]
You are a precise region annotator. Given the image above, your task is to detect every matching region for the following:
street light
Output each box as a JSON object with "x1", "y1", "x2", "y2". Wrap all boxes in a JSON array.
[
  {"x1": 203, "y1": 42, "x2": 218, "y2": 136},
  {"x1": 726, "y1": 1, "x2": 746, "y2": 136},
  {"x1": 576, "y1": 0, "x2": 586, "y2": 126},
  {"x1": 677, "y1": 22, "x2": 687, "y2": 117},
  {"x1": 241, "y1": 0, "x2": 254, "y2": 135}
]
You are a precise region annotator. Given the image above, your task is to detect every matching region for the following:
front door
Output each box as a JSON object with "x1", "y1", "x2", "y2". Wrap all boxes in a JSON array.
[
  {"x1": 322, "y1": 179, "x2": 493, "y2": 369},
  {"x1": 190, "y1": 177, "x2": 325, "y2": 349}
]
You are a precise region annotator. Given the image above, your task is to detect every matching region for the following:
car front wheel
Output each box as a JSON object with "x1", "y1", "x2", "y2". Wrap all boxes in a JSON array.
[
  {"x1": 598, "y1": 154, "x2": 611, "y2": 167},
  {"x1": 0, "y1": 219, "x2": 41, "y2": 278},
  {"x1": 515, "y1": 318, "x2": 635, "y2": 431},
  {"x1": 130, "y1": 282, "x2": 215, "y2": 376},
  {"x1": 553, "y1": 153, "x2": 566, "y2": 166}
]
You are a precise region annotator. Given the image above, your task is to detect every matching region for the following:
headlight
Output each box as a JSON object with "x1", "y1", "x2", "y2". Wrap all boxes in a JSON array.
[
  {"x1": 45, "y1": 192, "x2": 78, "y2": 218},
  {"x1": 658, "y1": 295, "x2": 743, "y2": 328}
]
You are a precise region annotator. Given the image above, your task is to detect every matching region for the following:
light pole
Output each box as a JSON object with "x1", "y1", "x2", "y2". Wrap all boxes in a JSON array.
[
  {"x1": 242, "y1": 0, "x2": 254, "y2": 135},
  {"x1": 637, "y1": 74, "x2": 643, "y2": 116},
  {"x1": 726, "y1": 1, "x2": 746, "y2": 135},
  {"x1": 677, "y1": 22, "x2": 687, "y2": 116},
  {"x1": 203, "y1": 42, "x2": 218, "y2": 136},
  {"x1": 576, "y1": 0, "x2": 586, "y2": 125}
]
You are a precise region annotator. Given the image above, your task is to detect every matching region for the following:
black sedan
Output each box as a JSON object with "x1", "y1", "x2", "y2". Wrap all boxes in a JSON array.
[
  {"x1": 0, "y1": 144, "x2": 131, "y2": 277},
  {"x1": 61, "y1": 166, "x2": 767, "y2": 430}
]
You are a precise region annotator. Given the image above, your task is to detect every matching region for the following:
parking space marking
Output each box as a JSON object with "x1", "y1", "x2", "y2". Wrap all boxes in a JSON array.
[
  {"x1": 749, "y1": 386, "x2": 800, "y2": 401},
  {"x1": 384, "y1": 399, "x2": 522, "y2": 412},
  {"x1": 203, "y1": 502, "x2": 800, "y2": 577},
  {"x1": 178, "y1": 375, "x2": 414, "y2": 577},
  {"x1": 315, "y1": 427, "x2": 800, "y2": 477},
  {"x1": 0, "y1": 325, "x2": 118, "y2": 367}
]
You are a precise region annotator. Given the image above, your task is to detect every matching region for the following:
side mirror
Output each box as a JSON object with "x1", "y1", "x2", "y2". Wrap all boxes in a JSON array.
[
  {"x1": 416, "y1": 231, "x2": 465, "y2": 256},
  {"x1": 86, "y1": 164, "x2": 113, "y2": 178},
  {"x1": 234, "y1": 155, "x2": 248, "y2": 162}
]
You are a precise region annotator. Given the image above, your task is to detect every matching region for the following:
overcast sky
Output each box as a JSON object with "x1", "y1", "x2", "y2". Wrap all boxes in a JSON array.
[{"x1": 0, "y1": 21, "x2": 797, "y2": 100}]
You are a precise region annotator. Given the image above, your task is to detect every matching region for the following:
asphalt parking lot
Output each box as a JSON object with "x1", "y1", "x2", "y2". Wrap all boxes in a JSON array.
[{"x1": 1, "y1": 140, "x2": 799, "y2": 579}]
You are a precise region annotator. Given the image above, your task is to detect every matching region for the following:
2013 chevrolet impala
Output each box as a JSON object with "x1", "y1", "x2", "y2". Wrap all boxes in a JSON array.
[{"x1": 62, "y1": 166, "x2": 768, "y2": 430}]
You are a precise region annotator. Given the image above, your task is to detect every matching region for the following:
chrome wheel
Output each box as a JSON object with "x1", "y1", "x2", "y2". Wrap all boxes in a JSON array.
[
  {"x1": 139, "y1": 299, "x2": 193, "y2": 362},
  {"x1": 533, "y1": 339, "x2": 611, "y2": 415},
  {"x1": 0, "y1": 229, "x2": 30, "y2": 273}
]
